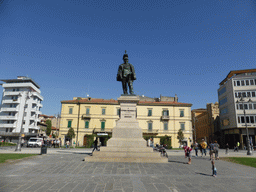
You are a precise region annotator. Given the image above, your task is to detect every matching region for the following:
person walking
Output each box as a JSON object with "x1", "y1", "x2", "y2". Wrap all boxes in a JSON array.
[
  {"x1": 66, "y1": 140, "x2": 70, "y2": 149},
  {"x1": 213, "y1": 141, "x2": 220, "y2": 160},
  {"x1": 199, "y1": 142, "x2": 203, "y2": 156},
  {"x1": 92, "y1": 138, "x2": 98, "y2": 155},
  {"x1": 194, "y1": 142, "x2": 199, "y2": 157},
  {"x1": 237, "y1": 141, "x2": 240, "y2": 151},
  {"x1": 212, "y1": 159, "x2": 217, "y2": 177},
  {"x1": 201, "y1": 139, "x2": 207, "y2": 157},
  {"x1": 208, "y1": 142, "x2": 214, "y2": 160},
  {"x1": 73, "y1": 141, "x2": 76, "y2": 149},
  {"x1": 225, "y1": 143, "x2": 229, "y2": 154}
]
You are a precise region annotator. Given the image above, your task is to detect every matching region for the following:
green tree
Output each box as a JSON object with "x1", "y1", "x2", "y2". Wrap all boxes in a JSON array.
[
  {"x1": 45, "y1": 120, "x2": 52, "y2": 136},
  {"x1": 177, "y1": 129, "x2": 184, "y2": 146},
  {"x1": 67, "y1": 127, "x2": 76, "y2": 140}
]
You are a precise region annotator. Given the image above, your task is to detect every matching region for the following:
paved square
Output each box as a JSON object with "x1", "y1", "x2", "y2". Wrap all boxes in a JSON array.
[{"x1": 0, "y1": 149, "x2": 255, "y2": 192}]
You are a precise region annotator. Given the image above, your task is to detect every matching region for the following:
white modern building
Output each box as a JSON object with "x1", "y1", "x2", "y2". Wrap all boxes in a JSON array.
[
  {"x1": 218, "y1": 69, "x2": 256, "y2": 148},
  {"x1": 0, "y1": 76, "x2": 43, "y2": 141}
]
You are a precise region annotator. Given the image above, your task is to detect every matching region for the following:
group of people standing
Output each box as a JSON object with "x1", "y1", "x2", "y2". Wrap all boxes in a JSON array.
[{"x1": 183, "y1": 139, "x2": 220, "y2": 177}]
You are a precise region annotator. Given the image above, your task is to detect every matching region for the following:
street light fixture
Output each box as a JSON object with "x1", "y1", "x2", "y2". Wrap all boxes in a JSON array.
[{"x1": 236, "y1": 95, "x2": 252, "y2": 155}]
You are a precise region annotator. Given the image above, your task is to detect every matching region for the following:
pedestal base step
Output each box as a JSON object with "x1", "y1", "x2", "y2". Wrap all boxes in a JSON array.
[
  {"x1": 92, "y1": 151, "x2": 161, "y2": 158},
  {"x1": 83, "y1": 156, "x2": 168, "y2": 163}
]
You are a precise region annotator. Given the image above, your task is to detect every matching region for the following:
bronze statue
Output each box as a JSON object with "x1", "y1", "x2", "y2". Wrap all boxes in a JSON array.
[{"x1": 117, "y1": 51, "x2": 136, "y2": 95}]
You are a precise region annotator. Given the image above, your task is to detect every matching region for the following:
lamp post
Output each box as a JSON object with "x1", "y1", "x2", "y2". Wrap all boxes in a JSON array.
[{"x1": 236, "y1": 95, "x2": 252, "y2": 155}]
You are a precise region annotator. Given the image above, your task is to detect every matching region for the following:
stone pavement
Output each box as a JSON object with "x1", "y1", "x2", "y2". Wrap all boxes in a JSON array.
[{"x1": 0, "y1": 149, "x2": 255, "y2": 192}]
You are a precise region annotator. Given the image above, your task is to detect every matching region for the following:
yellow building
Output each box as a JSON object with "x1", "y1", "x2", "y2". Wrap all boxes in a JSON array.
[{"x1": 60, "y1": 96, "x2": 192, "y2": 148}]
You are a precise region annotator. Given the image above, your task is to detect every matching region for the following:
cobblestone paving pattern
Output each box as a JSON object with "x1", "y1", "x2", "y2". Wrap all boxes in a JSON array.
[{"x1": 0, "y1": 153, "x2": 255, "y2": 192}]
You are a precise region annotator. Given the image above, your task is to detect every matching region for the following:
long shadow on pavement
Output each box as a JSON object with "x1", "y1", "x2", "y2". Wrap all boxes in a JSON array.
[
  {"x1": 195, "y1": 172, "x2": 213, "y2": 177},
  {"x1": 168, "y1": 160, "x2": 188, "y2": 164}
]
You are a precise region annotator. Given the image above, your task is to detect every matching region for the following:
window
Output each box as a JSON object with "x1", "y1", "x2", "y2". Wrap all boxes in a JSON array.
[
  {"x1": 85, "y1": 121, "x2": 89, "y2": 128},
  {"x1": 148, "y1": 122, "x2": 152, "y2": 131},
  {"x1": 69, "y1": 108, "x2": 73, "y2": 114},
  {"x1": 234, "y1": 81, "x2": 236, "y2": 86},
  {"x1": 180, "y1": 123, "x2": 185, "y2": 130},
  {"x1": 246, "y1": 116, "x2": 250, "y2": 123},
  {"x1": 68, "y1": 120, "x2": 72, "y2": 128},
  {"x1": 162, "y1": 109, "x2": 169, "y2": 117},
  {"x1": 249, "y1": 104, "x2": 253, "y2": 110},
  {"x1": 220, "y1": 107, "x2": 228, "y2": 114},
  {"x1": 218, "y1": 87, "x2": 226, "y2": 96},
  {"x1": 241, "y1": 80, "x2": 245, "y2": 86},
  {"x1": 101, "y1": 121, "x2": 105, "y2": 130},
  {"x1": 117, "y1": 108, "x2": 121, "y2": 116},
  {"x1": 241, "y1": 116, "x2": 245, "y2": 123},
  {"x1": 148, "y1": 109, "x2": 152, "y2": 116},
  {"x1": 180, "y1": 110, "x2": 184, "y2": 117},
  {"x1": 17, "y1": 88, "x2": 19, "y2": 91},
  {"x1": 238, "y1": 92, "x2": 241, "y2": 97},
  {"x1": 247, "y1": 92, "x2": 251, "y2": 97},
  {"x1": 86, "y1": 108, "x2": 90, "y2": 115},
  {"x1": 164, "y1": 122, "x2": 168, "y2": 130},
  {"x1": 244, "y1": 104, "x2": 248, "y2": 110},
  {"x1": 238, "y1": 116, "x2": 240, "y2": 123},
  {"x1": 246, "y1": 80, "x2": 249, "y2": 86},
  {"x1": 219, "y1": 97, "x2": 227, "y2": 106},
  {"x1": 250, "y1": 116, "x2": 254, "y2": 123},
  {"x1": 252, "y1": 92, "x2": 256, "y2": 97},
  {"x1": 237, "y1": 81, "x2": 240, "y2": 86},
  {"x1": 254, "y1": 104, "x2": 256, "y2": 109},
  {"x1": 250, "y1": 80, "x2": 254, "y2": 85},
  {"x1": 242, "y1": 92, "x2": 246, "y2": 97},
  {"x1": 102, "y1": 108, "x2": 106, "y2": 115}
]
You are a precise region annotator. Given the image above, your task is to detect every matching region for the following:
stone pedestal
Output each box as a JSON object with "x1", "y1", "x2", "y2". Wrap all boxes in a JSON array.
[{"x1": 84, "y1": 95, "x2": 168, "y2": 163}]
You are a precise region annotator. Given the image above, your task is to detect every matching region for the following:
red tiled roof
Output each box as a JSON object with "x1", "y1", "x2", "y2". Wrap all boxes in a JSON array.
[{"x1": 61, "y1": 98, "x2": 192, "y2": 106}]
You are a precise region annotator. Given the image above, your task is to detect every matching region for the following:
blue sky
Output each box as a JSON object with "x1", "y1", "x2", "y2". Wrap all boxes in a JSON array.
[{"x1": 0, "y1": 0, "x2": 255, "y2": 115}]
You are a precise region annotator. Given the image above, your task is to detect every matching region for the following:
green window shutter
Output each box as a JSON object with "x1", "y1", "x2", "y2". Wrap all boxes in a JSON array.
[
  {"x1": 85, "y1": 121, "x2": 89, "y2": 128},
  {"x1": 180, "y1": 123, "x2": 185, "y2": 130},
  {"x1": 102, "y1": 108, "x2": 105, "y2": 115},
  {"x1": 148, "y1": 110, "x2": 152, "y2": 116},
  {"x1": 148, "y1": 122, "x2": 152, "y2": 131},
  {"x1": 164, "y1": 123, "x2": 168, "y2": 130},
  {"x1": 180, "y1": 110, "x2": 184, "y2": 117},
  {"x1": 86, "y1": 108, "x2": 90, "y2": 115},
  {"x1": 68, "y1": 121, "x2": 72, "y2": 128},
  {"x1": 101, "y1": 122, "x2": 105, "y2": 130},
  {"x1": 167, "y1": 110, "x2": 169, "y2": 116},
  {"x1": 69, "y1": 108, "x2": 73, "y2": 114}
]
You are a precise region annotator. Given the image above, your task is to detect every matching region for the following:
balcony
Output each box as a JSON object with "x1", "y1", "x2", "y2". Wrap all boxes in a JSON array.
[
  {"x1": 1, "y1": 108, "x2": 19, "y2": 112},
  {"x1": 2, "y1": 99, "x2": 20, "y2": 104},
  {"x1": 82, "y1": 114, "x2": 91, "y2": 119},
  {"x1": 0, "y1": 116, "x2": 17, "y2": 120},
  {"x1": 38, "y1": 103, "x2": 43, "y2": 108},
  {"x1": 93, "y1": 128, "x2": 112, "y2": 133},
  {"x1": 36, "y1": 111, "x2": 42, "y2": 115},
  {"x1": 31, "y1": 92, "x2": 44, "y2": 100},
  {"x1": 142, "y1": 129, "x2": 159, "y2": 136},
  {"x1": 3, "y1": 92, "x2": 20, "y2": 96},
  {"x1": 161, "y1": 115, "x2": 169, "y2": 121},
  {"x1": 0, "y1": 124, "x2": 16, "y2": 128}
]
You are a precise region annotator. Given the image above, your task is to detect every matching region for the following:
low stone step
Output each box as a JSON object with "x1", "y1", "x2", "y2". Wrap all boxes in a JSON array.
[
  {"x1": 92, "y1": 151, "x2": 162, "y2": 158},
  {"x1": 84, "y1": 156, "x2": 168, "y2": 163},
  {"x1": 100, "y1": 147, "x2": 154, "y2": 152}
]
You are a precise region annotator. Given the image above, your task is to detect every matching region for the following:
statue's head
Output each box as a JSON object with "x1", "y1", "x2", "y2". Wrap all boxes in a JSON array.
[{"x1": 123, "y1": 50, "x2": 129, "y2": 63}]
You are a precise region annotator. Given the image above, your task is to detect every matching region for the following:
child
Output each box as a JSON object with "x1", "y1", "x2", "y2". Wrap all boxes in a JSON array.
[{"x1": 212, "y1": 159, "x2": 217, "y2": 177}]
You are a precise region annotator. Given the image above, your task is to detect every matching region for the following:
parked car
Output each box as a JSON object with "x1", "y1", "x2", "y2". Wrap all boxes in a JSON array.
[{"x1": 27, "y1": 138, "x2": 43, "y2": 147}]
